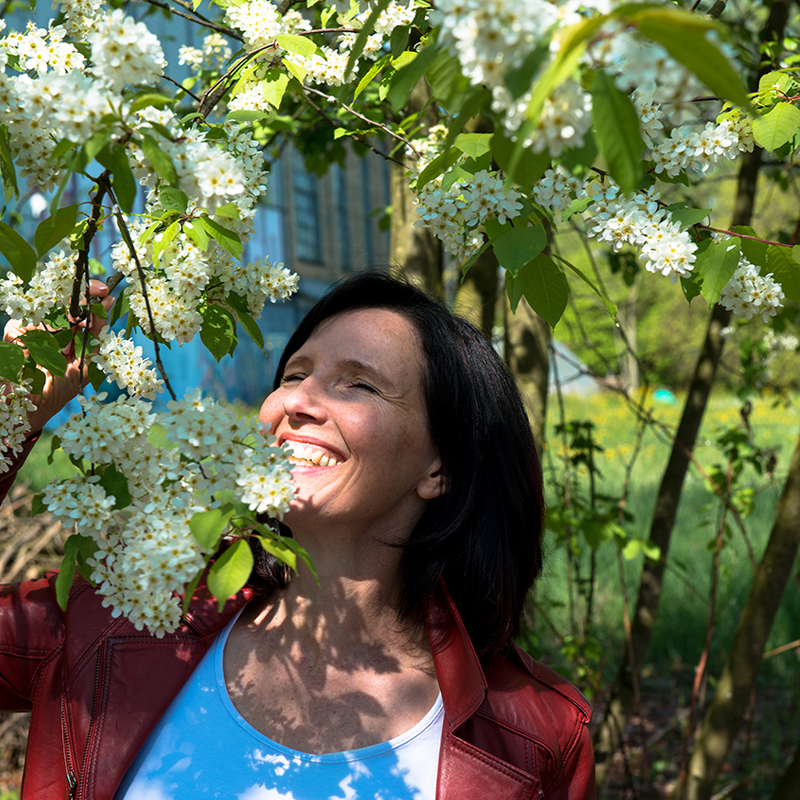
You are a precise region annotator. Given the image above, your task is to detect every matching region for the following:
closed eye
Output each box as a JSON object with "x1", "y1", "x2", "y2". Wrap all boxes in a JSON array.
[
  {"x1": 281, "y1": 373, "x2": 305, "y2": 384},
  {"x1": 351, "y1": 381, "x2": 378, "y2": 393}
]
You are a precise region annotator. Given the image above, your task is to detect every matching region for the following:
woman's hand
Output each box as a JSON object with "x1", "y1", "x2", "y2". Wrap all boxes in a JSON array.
[{"x1": 2, "y1": 281, "x2": 114, "y2": 434}]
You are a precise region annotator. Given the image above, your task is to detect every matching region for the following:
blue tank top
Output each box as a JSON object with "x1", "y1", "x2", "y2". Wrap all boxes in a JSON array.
[{"x1": 115, "y1": 609, "x2": 444, "y2": 799}]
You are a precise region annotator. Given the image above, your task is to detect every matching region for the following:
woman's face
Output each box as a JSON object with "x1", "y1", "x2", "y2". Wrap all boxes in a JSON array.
[{"x1": 259, "y1": 308, "x2": 444, "y2": 541}]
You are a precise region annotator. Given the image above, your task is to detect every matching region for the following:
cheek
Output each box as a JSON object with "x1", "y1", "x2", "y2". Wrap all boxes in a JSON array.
[{"x1": 258, "y1": 392, "x2": 282, "y2": 432}]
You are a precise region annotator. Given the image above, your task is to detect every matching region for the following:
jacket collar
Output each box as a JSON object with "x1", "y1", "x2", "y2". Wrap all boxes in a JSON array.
[{"x1": 424, "y1": 581, "x2": 487, "y2": 728}]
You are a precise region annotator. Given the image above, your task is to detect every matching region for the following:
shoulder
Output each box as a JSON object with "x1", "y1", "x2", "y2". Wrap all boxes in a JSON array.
[{"x1": 471, "y1": 645, "x2": 595, "y2": 795}]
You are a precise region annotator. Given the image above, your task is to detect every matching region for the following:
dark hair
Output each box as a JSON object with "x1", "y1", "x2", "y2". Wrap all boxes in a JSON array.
[{"x1": 252, "y1": 272, "x2": 543, "y2": 659}]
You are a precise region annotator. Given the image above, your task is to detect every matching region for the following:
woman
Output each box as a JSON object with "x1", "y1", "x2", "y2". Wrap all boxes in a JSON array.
[{"x1": 0, "y1": 273, "x2": 595, "y2": 799}]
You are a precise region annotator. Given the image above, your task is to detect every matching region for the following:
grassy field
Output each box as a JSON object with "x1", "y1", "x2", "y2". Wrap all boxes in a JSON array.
[{"x1": 533, "y1": 388, "x2": 800, "y2": 685}]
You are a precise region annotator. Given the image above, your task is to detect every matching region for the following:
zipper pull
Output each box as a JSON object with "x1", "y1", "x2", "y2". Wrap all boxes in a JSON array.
[{"x1": 67, "y1": 770, "x2": 77, "y2": 799}]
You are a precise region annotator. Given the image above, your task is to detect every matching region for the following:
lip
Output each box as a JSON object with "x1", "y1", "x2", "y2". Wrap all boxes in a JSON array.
[{"x1": 279, "y1": 435, "x2": 348, "y2": 464}]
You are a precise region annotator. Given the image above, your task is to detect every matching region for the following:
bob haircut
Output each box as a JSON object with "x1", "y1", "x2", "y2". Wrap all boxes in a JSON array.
[{"x1": 251, "y1": 272, "x2": 543, "y2": 660}]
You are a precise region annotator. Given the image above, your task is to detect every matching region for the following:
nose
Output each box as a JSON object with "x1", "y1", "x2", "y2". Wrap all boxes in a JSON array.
[{"x1": 281, "y1": 377, "x2": 327, "y2": 423}]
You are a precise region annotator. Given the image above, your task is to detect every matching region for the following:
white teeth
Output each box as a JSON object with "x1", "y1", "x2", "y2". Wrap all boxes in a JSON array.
[{"x1": 284, "y1": 442, "x2": 341, "y2": 467}]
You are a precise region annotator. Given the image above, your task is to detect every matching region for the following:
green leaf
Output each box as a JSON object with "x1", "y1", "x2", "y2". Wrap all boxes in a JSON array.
[
  {"x1": 504, "y1": 39, "x2": 552, "y2": 100},
  {"x1": 109, "y1": 288, "x2": 130, "y2": 327},
  {"x1": 159, "y1": 186, "x2": 189, "y2": 215},
  {"x1": 108, "y1": 146, "x2": 137, "y2": 214},
  {"x1": 215, "y1": 203, "x2": 240, "y2": 220},
  {"x1": 237, "y1": 309, "x2": 265, "y2": 349},
  {"x1": 591, "y1": 71, "x2": 644, "y2": 194},
  {"x1": 731, "y1": 225, "x2": 768, "y2": 265},
  {"x1": 0, "y1": 341, "x2": 25, "y2": 381},
  {"x1": 261, "y1": 69, "x2": 291, "y2": 109},
  {"x1": 88, "y1": 360, "x2": 106, "y2": 391},
  {"x1": 559, "y1": 132, "x2": 598, "y2": 176},
  {"x1": 189, "y1": 505, "x2": 235, "y2": 550},
  {"x1": 276, "y1": 33, "x2": 318, "y2": 58},
  {"x1": 152, "y1": 220, "x2": 180, "y2": 267},
  {"x1": 255, "y1": 532, "x2": 318, "y2": 581},
  {"x1": 426, "y1": 49, "x2": 470, "y2": 112},
  {"x1": 201, "y1": 303, "x2": 238, "y2": 361},
  {"x1": 554, "y1": 254, "x2": 617, "y2": 319},
  {"x1": 758, "y1": 70, "x2": 794, "y2": 97},
  {"x1": 185, "y1": 218, "x2": 210, "y2": 252},
  {"x1": 283, "y1": 59, "x2": 307, "y2": 85},
  {"x1": 492, "y1": 225, "x2": 548, "y2": 276},
  {"x1": 0, "y1": 125, "x2": 19, "y2": 203},
  {"x1": 766, "y1": 245, "x2": 800, "y2": 304},
  {"x1": 181, "y1": 568, "x2": 205, "y2": 615},
  {"x1": 387, "y1": 45, "x2": 439, "y2": 113},
  {"x1": 98, "y1": 464, "x2": 132, "y2": 509},
  {"x1": 629, "y1": 5, "x2": 751, "y2": 110},
  {"x1": 130, "y1": 93, "x2": 175, "y2": 113},
  {"x1": 21, "y1": 360, "x2": 46, "y2": 396},
  {"x1": 354, "y1": 55, "x2": 388, "y2": 101},
  {"x1": 415, "y1": 148, "x2": 463, "y2": 191},
  {"x1": 454, "y1": 133, "x2": 492, "y2": 160},
  {"x1": 526, "y1": 14, "x2": 606, "y2": 124},
  {"x1": 141, "y1": 133, "x2": 178, "y2": 186},
  {"x1": 0, "y1": 220, "x2": 37, "y2": 282},
  {"x1": 680, "y1": 273, "x2": 702, "y2": 302},
  {"x1": 505, "y1": 253, "x2": 569, "y2": 327},
  {"x1": 208, "y1": 539, "x2": 254, "y2": 612},
  {"x1": 667, "y1": 204, "x2": 712, "y2": 229},
  {"x1": 695, "y1": 237, "x2": 741, "y2": 306},
  {"x1": 34, "y1": 205, "x2": 79, "y2": 258},
  {"x1": 344, "y1": 0, "x2": 391, "y2": 79},
  {"x1": 20, "y1": 329, "x2": 67, "y2": 377},
  {"x1": 491, "y1": 132, "x2": 550, "y2": 190},
  {"x1": 751, "y1": 102, "x2": 800, "y2": 152},
  {"x1": 56, "y1": 534, "x2": 91, "y2": 610},
  {"x1": 84, "y1": 128, "x2": 112, "y2": 163},
  {"x1": 200, "y1": 217, "x2": 243, "y2": 260},
  {"x1": 31, "y1": 492, "x2": 46, "y2": 516}
]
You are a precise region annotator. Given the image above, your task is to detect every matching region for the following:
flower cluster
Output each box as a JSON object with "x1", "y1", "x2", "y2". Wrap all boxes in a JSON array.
[
  {"x1": 586, "y1": 185, "x2": 697, "y2": 281},
  {"x1": 0, "y1": 381, "x2": 35, "y2": 473},
  {"x1": 43, "y1": 391, "x2": 295, "y2": 635},
  {"x1": 0, "y1": 250, "x2": 75, "y2": 327},
  {"x1": 93, "y1": 329, "x2": 164, "y2": 399},
  {"x1": 414, "y1": 169, "x2": 523, "y2": 262},
  {"x1": 178, "y1": 33, "x2": 232, "y2": 72},
  {"x1": 719, "y1": 256, "x2": 785, "y2": 323},
  {"x1": 86, "y1": 10, "x2": 166, "y2": 92}
]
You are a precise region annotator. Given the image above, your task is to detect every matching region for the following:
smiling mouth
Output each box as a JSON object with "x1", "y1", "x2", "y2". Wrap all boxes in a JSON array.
[{"x1": 284, "y1": 441, "x2": 344, "y2": 467}]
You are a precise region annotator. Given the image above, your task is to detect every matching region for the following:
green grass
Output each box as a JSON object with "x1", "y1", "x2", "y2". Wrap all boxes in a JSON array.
[{"x1": 530, "y1": 389, "x2": 800, "y2": 689}]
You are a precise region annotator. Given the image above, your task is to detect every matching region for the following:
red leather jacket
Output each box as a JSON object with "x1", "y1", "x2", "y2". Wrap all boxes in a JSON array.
[{"x1": 0, "y1": 443, "x2": 596, "y2": 800}]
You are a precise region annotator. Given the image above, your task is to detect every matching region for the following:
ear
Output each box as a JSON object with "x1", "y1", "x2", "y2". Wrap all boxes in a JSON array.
[{"x1": 417, "y1": 456, "x2": 447, "y2": 500}]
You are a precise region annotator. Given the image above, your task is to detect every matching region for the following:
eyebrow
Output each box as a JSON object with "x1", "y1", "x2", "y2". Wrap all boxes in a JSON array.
[{"x1": 284, "y1": 355, "x2": 397, "y2": 389}]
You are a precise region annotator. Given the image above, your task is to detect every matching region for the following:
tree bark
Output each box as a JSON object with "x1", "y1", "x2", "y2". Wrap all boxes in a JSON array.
[
  {"x1": 681, "y1": 428, "x2": 800, "y2": 800},
  {"x1": 504, "y1": 297, "x2": 549, "y2": 454},
  {"x1": 389, "y1": 79, "x2": 443, "y2": 294},
  {"x1": 454, "y1": 249, "x2": 499, "y2": 338},
  {"x1": 594, "y1": 140, "x2": 768, "y2": 790}
]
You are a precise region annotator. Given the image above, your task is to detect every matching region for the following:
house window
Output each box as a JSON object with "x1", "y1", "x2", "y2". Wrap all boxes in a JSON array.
[{"x1": 292, "y1": 150, "x2": 321, "y2": 263}]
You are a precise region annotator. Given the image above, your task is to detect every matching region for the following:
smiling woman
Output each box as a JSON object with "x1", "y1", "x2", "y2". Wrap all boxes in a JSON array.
[{"x1": 0, "y1": 273, "x2": 596, "y2": 800}]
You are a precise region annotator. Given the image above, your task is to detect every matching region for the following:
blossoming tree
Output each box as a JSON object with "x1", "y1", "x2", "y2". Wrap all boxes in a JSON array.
[{"x1": 0, "y1": 0, "x2": 798, "y2": 654}]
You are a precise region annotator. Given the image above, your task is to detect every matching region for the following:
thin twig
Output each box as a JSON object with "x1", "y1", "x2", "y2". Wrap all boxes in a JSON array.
[
  {"x1": 107, "y1": 194, "x2": 178, "y2": 402},
  {"x1": 138, "y1": 0, "x2": 242, "y2": 39},
  {"x1": 301, "y1": 91, "x2": 409, "y2": 168},
  {"x1": 163, "y1": 74, "x2": 201, "y2": 103},
  {"x1": 303, "y1": 86, "x2": 422, "y2": 158}
]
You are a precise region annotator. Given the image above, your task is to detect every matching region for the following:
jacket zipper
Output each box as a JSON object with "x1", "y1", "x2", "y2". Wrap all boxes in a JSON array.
[
  {"x1": 60, "y1": 694, "x2": 77, "y2": 800},
  {"x1": 62, "y1": 644, "x2": 104, "y2": 800}
]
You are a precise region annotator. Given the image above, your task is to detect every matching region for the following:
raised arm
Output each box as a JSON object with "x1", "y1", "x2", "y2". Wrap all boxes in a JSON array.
[{"x1": 1, "y1": 281, "x2": 113, "y2": 502}]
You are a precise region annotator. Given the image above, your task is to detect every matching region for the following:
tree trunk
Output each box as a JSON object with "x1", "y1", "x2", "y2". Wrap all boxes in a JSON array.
[
  {"x1": 504, "y1": 297, "x2": 549, "y2": 454},
  {"x1": 593, "y1": 145, "x2": 767, "y2": 789},
  {"x1": 454, "y1": 249, "x2": 499, "y2": 338},
  {"x1": 389, "y1": 79, "x2": 443, "y2": 295},
  {"x1": 681, "y1": 428, "x2": 800, "y2": 800}
]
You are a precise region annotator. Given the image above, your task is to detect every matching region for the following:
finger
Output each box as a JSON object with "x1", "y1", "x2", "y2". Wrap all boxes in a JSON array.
[{"x1": 88, "y1": 280, "x2": 110, "y2": 298}]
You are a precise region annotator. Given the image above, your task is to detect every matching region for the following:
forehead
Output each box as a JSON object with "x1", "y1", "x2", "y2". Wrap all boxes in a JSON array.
[{"x1": 290, "y1": 308, "x2": 425, "y2": 382}]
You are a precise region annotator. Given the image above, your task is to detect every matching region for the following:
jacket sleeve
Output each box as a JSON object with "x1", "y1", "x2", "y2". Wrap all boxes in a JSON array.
[
  {"x1": 550, "y1": 715, "x2": 597, "y2": 800},
  {"x1": 0, "y1": 575, "x2": 64, "y2": 713},
  {"x1": 0, "y1": 433, "x2": 40, "y2": 504}
]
